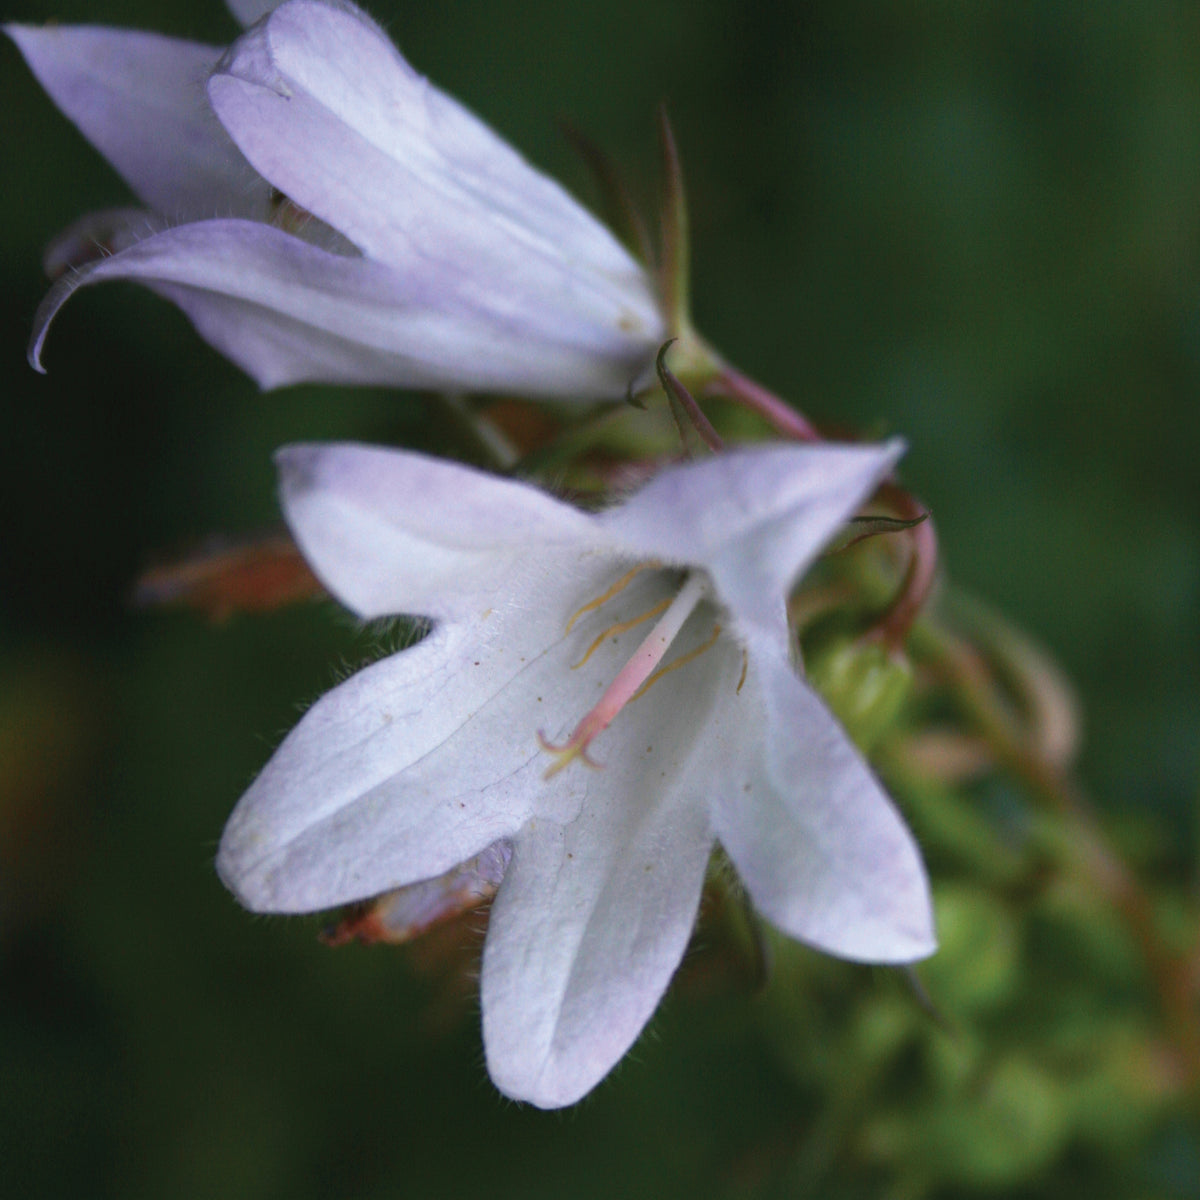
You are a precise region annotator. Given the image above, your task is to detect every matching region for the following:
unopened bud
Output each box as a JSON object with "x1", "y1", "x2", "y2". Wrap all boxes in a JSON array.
[{"x1": 806, "y1": 638, "x2": 913, "y2": 753}]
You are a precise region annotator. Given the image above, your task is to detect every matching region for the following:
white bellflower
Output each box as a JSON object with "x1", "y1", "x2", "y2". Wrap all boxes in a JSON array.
[
  {"x1": 218, "y1": 441, "x2": 935, "y2": 1108},
  {"x1": 10, "y1": 0, "x2": 663, "y2": 396}
]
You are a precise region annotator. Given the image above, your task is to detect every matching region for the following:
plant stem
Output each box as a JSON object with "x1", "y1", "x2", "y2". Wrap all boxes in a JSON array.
[
  {"x1": 706, "y1": 366, "x2": 821, "y2": 442},
  {"x1": 915, "y1": 620, "x2": 1200, "y2": 1083}
]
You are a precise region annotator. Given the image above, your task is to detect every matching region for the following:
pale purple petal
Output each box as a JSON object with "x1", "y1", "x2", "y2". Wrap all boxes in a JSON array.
[
  {"x1": 217, "y1": 626, "x2": 536, "y2": 911},
  {"x1": 482, "y1": 788, "x2": 713, "y2": 1108},
  {"x1": 211, "y1": 0, "x2": 649, "y2": 276},
  {"x1": 277, "y1": 443, "x2": 601, "y2": 622},
  {"x1": 30, "y1": 218, "x2": 654, "y2": 395},
  {"x1": 207, "y1": 0, "x2": 662, "y2": 393},
  {"x1": 601, "y1": 442, "x2": 905, "y2": 639},
  {"x1": 480, "y1": 579, "x2": 744, "y2": 1107},
  {"x1": 7, "y1": 23, "x2": 268, "y2": 220},
  {"x1": 216, "y1": 561, "x2": 707, "y2": 914},
  {"x1": 227, "y1": 0, "x2": 281, "y2": 26},
  {"x1": 710, "y1": 632, "x2": 935, "y2": 962}
]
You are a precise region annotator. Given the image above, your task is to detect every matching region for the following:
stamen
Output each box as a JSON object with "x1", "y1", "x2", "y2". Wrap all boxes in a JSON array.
[
  {"x1": 564, "y1": 561, "x2": 661, "y2": 634},
  {"x1": 537, "y1": 730, "x2": 603, "y2": 780},
  {"x1": 540, "y1": 572, "x2": 710, "y2": 777},
  {"x1": 737, "y1": 648, "x2": 749, "y2": 694},
  {"x1": 630, "y1": 623, "x2": 722, "y2": 702},
  {"x1": 571, "y1": 597, "x2": 672, "y2": 669}
]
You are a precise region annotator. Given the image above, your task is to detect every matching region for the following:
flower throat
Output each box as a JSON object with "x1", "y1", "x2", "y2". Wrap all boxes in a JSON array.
[{"x1": 538, "y1": 568, "x2": 719, "y2": 778}]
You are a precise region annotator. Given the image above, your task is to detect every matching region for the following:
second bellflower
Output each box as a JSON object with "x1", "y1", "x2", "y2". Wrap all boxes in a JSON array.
[
  {"x1": 218, "y1": 441, "x2": 935, "y2": 1108},
  {"x1": 11, "y1": 0, "x2": 663, "y2": 396}
]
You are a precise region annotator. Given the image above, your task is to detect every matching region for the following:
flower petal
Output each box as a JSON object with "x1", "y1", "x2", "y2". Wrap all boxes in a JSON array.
[
  {"x1": 211, "y1": 0, "x2": 649, "y2": 276},
  {"x1": 480, "y1": 585, "x2": 746, "y2": 1107},
  {"x1": 277, "y1": 443, "x2": 601, "y2": 622},
  {"x1": 29, "y1": 218, "x2": 652, "y2": 394},
  {"x1": 207, "y1": 0, "x2": 662, "y2": 395},
  {"x1": 226, "y1": 0, "x2": 281, "y2": 26},
  {"x1": 217, "y1": 625, "x2": 537, "y2": 911},
  {"x1": 710, "y1": 633, "x2": 935, "y2": 962},
  {"x1": 222, "y1": 466, "x2": 703, "y2": 913},
  {"x1": 7, "y1": 23, "x2": 267, "y2": 220},
  {"x1": 482, "y1": 788, "x2": 713, "y2": 1108},
  {"x1": 217, "y1": 561, "x2": 708, "y2": 913},
  {"x1": 602, "y1": 442, "x2": 905, "y2": 640}
]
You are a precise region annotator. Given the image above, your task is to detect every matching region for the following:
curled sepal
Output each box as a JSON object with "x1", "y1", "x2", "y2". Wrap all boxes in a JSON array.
[
  {"x1": 943, "y1": 591, "x2": 1082, "y2": 771},
  {"x1": 656, "y1": 339, "x2": 723, "y2": 454},
  {"x1": 825, "y1": 512, "x2": 931, "y2": 557}
]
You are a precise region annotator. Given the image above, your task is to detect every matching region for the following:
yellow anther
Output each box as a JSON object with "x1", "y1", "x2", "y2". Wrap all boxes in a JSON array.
[
  {"x1": 630, "y1": 623, "x2": 723, "y2": 703},
  {"x1": 736, "y1": 647, "x2": 748, "y2": 694},
  {"x1": 571, "y1": 597, "x2": 672, "y2": 669},
  {"x1": 540, "y1": 572, "x2": 712, "y2": 781},
  {"x1": 564, "y1": 561, "x2": 661, "y2": 634}
]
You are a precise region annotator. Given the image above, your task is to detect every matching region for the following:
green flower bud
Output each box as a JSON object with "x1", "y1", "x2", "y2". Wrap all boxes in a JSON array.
[
  {"x1": 920, "y1": 883, "x2": 1021, "y2": 1014},
  {"x1": 806, "y1": 638, "x2": 914, "y2": 754}
]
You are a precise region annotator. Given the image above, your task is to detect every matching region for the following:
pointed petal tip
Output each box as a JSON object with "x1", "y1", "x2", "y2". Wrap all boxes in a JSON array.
[
  {"x1": 27, "y1": 265, "x2": 95, "y2": 378},
  {"x1": 778, "y1": 906, "x2": 937, "y2": 968},
  {"x1": 485, "y1": 1032, "x2": 608, "y2": 1109},
  {"x1": 4, "y1": 19, "x2": 58, "y2": 60},
  {"x1": 487, "y1": 1065, "x2": 591, "y2": 1111},
  {"x1": 214, "y1": 836, "x2": 264, "y2": 912},
  {"x1": 274, "y1": 442, "x2": 324, "y2": 497},
  {"x1": 27, "y1": 297, "x2": 57, "y2": 375},
  {"x1": 816, "y1": 879, "x2": 939, "y2": 966},
  {"x1": 215, "y1": 826, "x2": 307, "y2": 915},
  {"x1": 854, "y1": 923, "x2": 938, "y2": 966},
  {"x1": 5, "y1": 21, "x2": 37, "y2": 51}
]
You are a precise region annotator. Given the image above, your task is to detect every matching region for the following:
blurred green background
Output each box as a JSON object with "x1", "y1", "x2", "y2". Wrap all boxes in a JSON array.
[{"x1": 2, "y1": 0, "x2": 1199, "y2": 1196}]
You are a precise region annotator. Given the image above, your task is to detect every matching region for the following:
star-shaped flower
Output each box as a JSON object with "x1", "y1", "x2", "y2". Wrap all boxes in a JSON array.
[
  {"x1": 218, "y1": 441, "x2": 935, "y2": 1108},
  {"x1": 10, "y1": 0, "x2": 663, "y2": 396}
]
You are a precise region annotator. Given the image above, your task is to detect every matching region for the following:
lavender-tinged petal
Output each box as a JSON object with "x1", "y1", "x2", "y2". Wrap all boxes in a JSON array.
[
  {"x1": 216, "y1": 626, "x2": 537, "y2": 912},
  {"x1": 212, "y1": 0, "x2": 650, "y2": 276},
  {"x1": 602, "y1": 442, "x2": 905, "y2": 640},
  {"x1": 30, "y1": 218, "x2": 656, "y2": 396},
  {"x1": 482, "y1": 786, "x2": 713, "y2": 1108},
  {"x1": 226, "y1": 0, "x2": 282, "y2": 26},
  {"x1": 207, "y1": 0, "x2": 663, "y2": 388},
  {"x1": 7, "y1": 23, "x2": 268, "y2": 220},
  {"x1": 710, "y1": 632, "x2": 935, "y2": 963},
  {"x1": 277, "y1": 443, "x2": 601, "y2": 623},
  {"x1": 217, "y1": 562, "x2": 692, "y2": 912}
]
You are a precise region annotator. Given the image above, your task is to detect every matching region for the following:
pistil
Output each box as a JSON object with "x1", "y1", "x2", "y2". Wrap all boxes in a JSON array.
[{"x1": 540, "y1": 572, "x2": 710, "y2": 777}]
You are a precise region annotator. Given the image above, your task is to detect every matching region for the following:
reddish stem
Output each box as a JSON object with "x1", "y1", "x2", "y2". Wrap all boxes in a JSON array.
[{"x1": 706, "y1": 366, "x2": 821, "y2": 442}]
